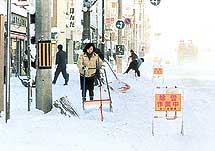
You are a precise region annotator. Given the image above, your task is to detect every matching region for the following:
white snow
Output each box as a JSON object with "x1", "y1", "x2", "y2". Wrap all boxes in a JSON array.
[{"x1": 1, "y1": 58, "x2": 215, "y2": 151}]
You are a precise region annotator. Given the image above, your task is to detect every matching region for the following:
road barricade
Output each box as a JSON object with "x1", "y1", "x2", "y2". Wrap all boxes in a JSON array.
[
  {"x1": 152, "y1": 86, "x2": 184, "y2": 136},
  {"x1": 152, "y1": 64, "x2": 164, "y2": 83}
]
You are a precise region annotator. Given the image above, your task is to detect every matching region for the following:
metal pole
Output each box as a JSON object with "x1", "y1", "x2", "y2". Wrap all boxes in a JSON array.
[
  {"x1": 132, "y1": 8, "x2": 136, "y2": 50},
  {"x1": 101, "y1": 0, "x2": 105, "y2": 54},
  {"x1": 5, "y1": 0, "x2": 11, "y2": 123},
  {"x1": 27, "y1": 12, "x2": 32, "y2": 111},
  {"x1": 117, "y1": 0, "x2": 122, "y2": 45},
  {"x1": 117, "y1": 0, "x2": 122, "y2": 73},
  {"x1": 96, "y1": 3, "x2": 98, "y2": 46}
]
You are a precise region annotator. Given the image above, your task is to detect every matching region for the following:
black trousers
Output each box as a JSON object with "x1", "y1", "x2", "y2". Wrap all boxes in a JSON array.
[
  {"x1": 125, "y1": 61, "x2": 140, "y2": 77},
  {"x1": 80, "y1": 75, "x2": 95, "y2": 100},
  {"x1": 53, "y1": 67, "x2": 68, "y2": 84}
]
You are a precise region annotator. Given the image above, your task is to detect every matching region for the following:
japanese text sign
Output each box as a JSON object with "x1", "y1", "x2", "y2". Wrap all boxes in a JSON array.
[
  {"x1": 153, "y1": 67, "x2": 163, "y2": 75},
  {"x1": 155, "y1": 94, "x2": 181, "y2": 111}
]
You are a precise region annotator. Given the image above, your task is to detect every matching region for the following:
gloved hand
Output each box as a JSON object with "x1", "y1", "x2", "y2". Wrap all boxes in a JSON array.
[{"x1": 83, "y1": 66, "x2": 88, "y2": 71}]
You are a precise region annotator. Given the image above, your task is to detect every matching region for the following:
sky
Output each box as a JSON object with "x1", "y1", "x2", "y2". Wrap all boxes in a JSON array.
[
  {"x1": 0, "y1": 57, "x2": 215, "y2": 151},
  {"x1": 146, "y1": 0, "x2": 215, "y2": 50}
]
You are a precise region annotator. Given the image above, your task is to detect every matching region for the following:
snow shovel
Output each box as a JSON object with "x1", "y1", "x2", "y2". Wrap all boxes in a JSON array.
[{"x1": 104, "y1": 59, "x2": 130, "y2": 93}]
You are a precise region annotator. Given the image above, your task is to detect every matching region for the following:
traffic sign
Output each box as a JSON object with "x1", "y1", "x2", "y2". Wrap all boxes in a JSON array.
[
  {"x1": 115, "y1": 20, "x2": 125, "y2": 29},
  {"x1": 150, "y1": 0, "x2": 161, "y2": 6},
  {"x1": 116, "y1": 45, "x2": 124, "y2": 55}
]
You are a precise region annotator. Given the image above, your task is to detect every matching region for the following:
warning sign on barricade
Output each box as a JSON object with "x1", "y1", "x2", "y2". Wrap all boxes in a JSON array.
[
  {"x1": 153, "y1": 67, "x2": 163, "y2": 75},
  {"x1": 152, "y1": 86, "x2": 184, "y2": 136},
  {"x1": 155, "y1": 94, "x2": 181, "y2": 111},
  {"x1": 152, "y1": 64, "x2": 164, "y2": 83}
]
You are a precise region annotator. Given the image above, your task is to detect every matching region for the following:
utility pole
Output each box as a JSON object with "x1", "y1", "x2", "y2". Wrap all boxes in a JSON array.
[{"x1": 35, "y1": 0, "x2": 52, "y2": 113}]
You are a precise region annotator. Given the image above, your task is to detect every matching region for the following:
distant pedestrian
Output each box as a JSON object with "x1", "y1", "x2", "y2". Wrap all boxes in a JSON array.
[
  {"x1": 22, "y1": 50, "x2": 29, "y2": 75},
  {"x1": 77, "y1": 43, "x2": 103, "y2": 101},
  {"x1": 124, "y1": 58, "x2": 144, "y2": 77},
  {"x1": 107, "y1": 49, "x2": 111, "y2": 61},
  {"x1": 128, "y1": 49, "x2": 138, "y2": 64},
  {"x1": 52, "y1": 44, "x2": 69, "y2": 85}
]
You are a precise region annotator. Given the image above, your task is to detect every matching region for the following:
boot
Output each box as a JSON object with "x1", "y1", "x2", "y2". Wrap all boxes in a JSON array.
[{"x1": 90, "y1": 96, "x2": 93, "y2": 100}]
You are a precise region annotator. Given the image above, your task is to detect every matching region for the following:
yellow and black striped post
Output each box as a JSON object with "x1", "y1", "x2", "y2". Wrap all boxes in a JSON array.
[{"x1": 38, "y1": 40, "x2": 52, "y2": 69}]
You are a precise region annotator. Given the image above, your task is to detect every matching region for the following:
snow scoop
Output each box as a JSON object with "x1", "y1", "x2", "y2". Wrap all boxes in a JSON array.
[
  {"x1": 54, "y1": 96, "x2": 79, "y2": 118},
  {"x1": 104, "y1": 59, "x2": 130, "y2": 93},
  {"x1": 108, "y1": 80, "x2": 130, "y2": 93},
  {"x1": 82, "y1": 67, "x2": 112, "y2": 113}
]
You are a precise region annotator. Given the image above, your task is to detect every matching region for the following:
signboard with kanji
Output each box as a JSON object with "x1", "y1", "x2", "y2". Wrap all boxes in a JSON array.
[
  {"x1": 106, "y1": 17, "x2": 115, "y2": 24},
  {"x1": 155, "y1": 94, "x2": 181, "y2": 111},
  {"x1": 153, "y1": 67, "x2": 163, "y2": 75}
]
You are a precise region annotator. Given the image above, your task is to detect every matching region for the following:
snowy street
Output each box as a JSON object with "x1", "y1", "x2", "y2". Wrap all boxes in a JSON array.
[
  {"x1": 1, "y1": 0, "x2": 215, "y2": 150},
  {"x1": 1, "y1": 60, "x2": 215, "y2": 151}
]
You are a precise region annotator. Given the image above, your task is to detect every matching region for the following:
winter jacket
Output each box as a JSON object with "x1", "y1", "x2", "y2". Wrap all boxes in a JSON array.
[
  {"x1": 137, "y1": 58, "x2": 143, "y2": 68},
  {"x1": 129, "y1": 51, "x2": 138, "y2": 61},
  {"x1": 77, "y1": 52, "x2": 103, "y2": 77},
  {"x1": 56, "y1": 50, "x2": 67, "y2": 68}
]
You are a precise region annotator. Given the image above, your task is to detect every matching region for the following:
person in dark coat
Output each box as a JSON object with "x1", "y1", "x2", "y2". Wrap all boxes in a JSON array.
[
  {"x1": 52, "y1": 44, "x2": 69, "y2": 85},
  {"x1": 124, "y1": 58, "x2": 144, "y2": 77}
]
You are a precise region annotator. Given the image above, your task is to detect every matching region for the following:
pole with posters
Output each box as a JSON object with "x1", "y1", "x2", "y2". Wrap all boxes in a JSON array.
[
  {"x1": 5, "y1": 0, "x2": 12, "y2": 122},
  {"x1": 35, "y1": 0, "x2": 52, "y2": 113}
]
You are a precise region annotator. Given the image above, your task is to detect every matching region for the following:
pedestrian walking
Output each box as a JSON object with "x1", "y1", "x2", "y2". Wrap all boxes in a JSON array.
[
  {"x1": 124, "y1": 58, "x2": 144, "y2": 77},
  {"x1": 52, "y1": 44, "x2": 69, "y2": 85},
  {"x1": 77, "y1": 43, "x2": 103, "y2": 101}
]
